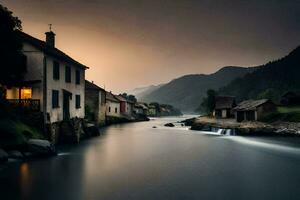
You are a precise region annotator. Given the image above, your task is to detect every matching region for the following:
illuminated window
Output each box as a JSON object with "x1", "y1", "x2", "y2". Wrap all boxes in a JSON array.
[{"x1": 21, "y1": 88, "x2": 32, "y2": 99}]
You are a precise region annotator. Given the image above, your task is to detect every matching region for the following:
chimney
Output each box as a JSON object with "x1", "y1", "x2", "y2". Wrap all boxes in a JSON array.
[{"x1": 45, "y1": 31, "x2": 55, "y2": 48}]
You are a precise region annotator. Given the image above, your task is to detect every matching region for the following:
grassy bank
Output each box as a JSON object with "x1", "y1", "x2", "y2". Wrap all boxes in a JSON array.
[
  {"x1": 263, "y1": 106, "x2": 300, "y2": 123},
  {"x1": 0, "y1": 119, "x2": 43, "y2": 149}
]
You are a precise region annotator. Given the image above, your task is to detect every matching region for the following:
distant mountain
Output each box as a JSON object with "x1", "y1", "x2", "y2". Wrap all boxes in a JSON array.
[
  {"x1": 219, "y1": 46, "x2": 300, "y2": 102},
  {"x1": 128, "y1": 84, "x2": 163, "y2": 100},
  {"x1": 140, "y1": 66, "x2": 255, "y2": 112}
]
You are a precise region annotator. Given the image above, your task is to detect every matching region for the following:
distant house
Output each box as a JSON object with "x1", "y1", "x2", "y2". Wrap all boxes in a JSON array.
[
  {"x1": 213, "y1": 96, "x2": 236, "y2": 118},
  {"x1": 280, "y1": 92, "x2": 300, "y2": 106},
  {"x1": 148, "y1": 105, "x2": 157, "y2": 116},
  {"x1": 233, "y1": 99, "x2": 276, "y2": 122},
  {"x1": 5, "y1": 31, "x2": 87, "y2": 128},
  {"x1": 134, "y1": 103, "x2": 148, "y2": 115},
  {"x1": 106, "y1": 92, "x2": 120, "y2": 118},
  {"x1": 85, "y1": 80, "x2": 106, "y2": 126},
  {"x1": 115, "y1": 95, "x2": 135, "y2": 118}
]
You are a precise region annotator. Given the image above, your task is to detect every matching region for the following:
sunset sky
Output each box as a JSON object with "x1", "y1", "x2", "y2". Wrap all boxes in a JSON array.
[{"x1": 2, "y1": 0, "x2": 300, "y2": 93}]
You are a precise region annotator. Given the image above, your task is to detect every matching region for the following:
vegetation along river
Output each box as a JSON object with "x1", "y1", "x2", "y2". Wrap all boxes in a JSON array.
[{"x1": 1, "y1": 115, "x2": 300, "y2": 200}]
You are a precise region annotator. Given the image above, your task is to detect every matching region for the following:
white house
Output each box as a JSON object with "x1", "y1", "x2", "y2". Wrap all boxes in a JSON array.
[
  {"x1": 6, "y1": 30, "x2": 88, "y2": 125},
  {"x1": 105, "y1": 92, "x2": 121, "y2": 118}
]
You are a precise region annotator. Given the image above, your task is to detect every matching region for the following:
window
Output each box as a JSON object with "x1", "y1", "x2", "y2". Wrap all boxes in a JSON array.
[
  {"x1": 21, "y1": 87, "x2": 32, "y2": 99},
  {"x1": 53, "y1": 61, "x2": 60, "y2": 80},
  {"x1": 52, "y1": 90, "x2": 59, "y2": 108},
  {"x1": 65, "y1": 66, "x2": 71, "y2": 83},
  {"x1": 115, "y1": 108, "x2": 117, "y2": 113},
  {"x1": 109, "y1": 107, "x2": 111, "y2": 112},
  {"x1": 75, "y1": 70, "x2": 80, "y2": 85},
  {"x1": 75, "y1": 95, "x2": 81, "y2": 109}
]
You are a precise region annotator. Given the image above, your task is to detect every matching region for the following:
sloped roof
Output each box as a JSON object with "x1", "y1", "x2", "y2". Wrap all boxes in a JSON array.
[
  {"x1": 115, "y1": 95, "x2": 127, "y2": 102},
  {"x1": 233, "y1": 99, "x2": 271, "y2": 111},
  {"x1": 106, "y1": 92, "x2": 120, "y2": 103},
  {"x1": 18, "y1": 31, "x2": 88, "y2": 70},
  {"x1": 135, "y1": 103, "x2": 148, "y2": 110},
  {"x1": 215, "y1": 96, "x2": 235, "y2": 109},
  {"x1": 85, "y1": 80, "x2": 105, "y2": 91}
]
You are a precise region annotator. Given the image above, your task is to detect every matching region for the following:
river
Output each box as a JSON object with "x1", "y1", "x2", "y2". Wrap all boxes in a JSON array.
[{"x1": 1, "y1": 115, "x2": 300, "y2": 200}]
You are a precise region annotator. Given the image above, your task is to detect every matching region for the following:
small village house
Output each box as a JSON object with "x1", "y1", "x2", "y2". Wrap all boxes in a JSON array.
[
  {"x1": 134, "y1": 103, "x2": 148, "y2": 116},
  {"x1": 105, "y1": 92, "x2": 121, "y2": 119},
  {"x1": 280, "y1": 91, "x2": 300, "y2": 106},
  {"x1": 148, "y1": 105, "x2": 157, "y2": 116},
  {"x1": 5, "y1": 30, "x2": 87, "y2": 141},
  {"x1": 85, "y1": 80, "x2": 106, "y2": 126},
  {"x1": 213, "y1": 96, "x2": 236, "y2": 118},
  {"x1": 233, "y1": 99, "x2": 276, "y2": 122},
  {"x1": 115, "y1": 95, "x2": 134, "y2": 118}
]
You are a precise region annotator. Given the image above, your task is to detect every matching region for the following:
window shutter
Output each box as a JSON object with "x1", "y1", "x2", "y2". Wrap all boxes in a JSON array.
[
  {"x1": 65, "y1": 66, "x2": 71, "y2": 83},
  {"x1": 75, "y1": 70, "x2": 80, "y2": 85},
  {"x1": 76, "y1": 95, "x2": 81, "y2": 109},
  {"x1": 52, "y1": 90, "x2": 59, "y2": 108},
  {"x1": 53, "y1": 61, "x2": 60, "y2": 80}
]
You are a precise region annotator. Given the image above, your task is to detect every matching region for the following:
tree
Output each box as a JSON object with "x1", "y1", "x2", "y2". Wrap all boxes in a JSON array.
[
  {"x1": 257, "y1": 88, "x2": 280, "y2": 103},
  {"x1": 197, "y1": 89, "x2": 216, "y2": 114},
  {"x1": 127, "y1": 94, "x2": 137, "y2": 103},
  {"x1": 0, "y1": 4, "x2": 26, "y2": 86}
]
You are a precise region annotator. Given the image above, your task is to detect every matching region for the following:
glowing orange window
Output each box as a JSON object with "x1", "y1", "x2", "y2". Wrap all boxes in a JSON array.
[{"x1": 21, "y1": 88, "x2": 32, "y2": 99}]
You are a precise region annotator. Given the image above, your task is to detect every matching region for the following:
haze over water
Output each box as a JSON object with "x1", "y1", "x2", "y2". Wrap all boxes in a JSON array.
[{"x1": 1, "y1": 116, "x2": 300, "y2": 200}]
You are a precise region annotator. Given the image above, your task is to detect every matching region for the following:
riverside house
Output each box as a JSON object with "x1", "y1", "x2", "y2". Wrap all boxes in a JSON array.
[
  {"x1": 106, "y1": 92, "x2": 121, "y2": 119},
  {"x1": 85, "y1": 80, "x2": 106, "y2": 126},
  {"x1": 213, "y1": 96, "x2": 236, "y2": 118},
  {"x1": 5, "y1": 30, "x2": 87, "y2": 142},
  {"x1": 134, "y1": 103, "x2": 148, "y2": 116},
  {"x1": 233, "y1": 99, "x2": 276, "y2": 122},
  {"x1": 115, "y1": 95, "x2": 135, "y2": 119}
]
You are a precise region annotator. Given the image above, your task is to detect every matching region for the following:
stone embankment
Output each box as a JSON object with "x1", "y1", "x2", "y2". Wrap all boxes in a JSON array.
[{"x1": 185, "y1": 116, "x2": 300, "y2": 136}]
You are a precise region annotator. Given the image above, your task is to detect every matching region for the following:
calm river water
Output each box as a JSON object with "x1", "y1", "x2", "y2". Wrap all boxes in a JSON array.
[{"x1": 1, "y1": 116, "x2": 300, "y2": 200}]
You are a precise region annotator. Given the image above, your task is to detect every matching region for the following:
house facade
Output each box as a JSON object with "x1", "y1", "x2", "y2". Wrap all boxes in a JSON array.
[
  {"x1": 115, "y1": 95, "x2": 135, "y2": 118},
  {"x1": 148, "y1": 105, "x2": 157, "y2": 116},
  {"x1": 106, "y1": 92, "x2": 121, "y2": 118},
  {"x1": 134, "y1": 103, "x2": 148, "y2": 115},
  {"x1": 85, "y1": 80, "x2": 106, "y2": 126},
  {"x1": 6, "y1": 31, "x2": 87, "y2": 125},
  {"x1": 234, "y1": 99, "x2": 276, "y2": 122},
  {"x1": 213, "y1": 96, "x2": 236, "y2": 118}
]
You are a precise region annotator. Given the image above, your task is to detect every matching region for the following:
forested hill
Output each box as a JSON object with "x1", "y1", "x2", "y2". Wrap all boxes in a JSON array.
[
  {"x1": 140, "y1": 66, "x2": 254, "y2": 112},
  {"x1": 219, "y1": 46, "x2": 300, "y2": 102}
]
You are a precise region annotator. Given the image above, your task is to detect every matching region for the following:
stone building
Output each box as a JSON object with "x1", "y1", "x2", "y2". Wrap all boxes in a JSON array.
[
  {"x1": 233, "y1": 99, "x2": 276, "y2": 122},
  {"x1": 5, "y1": 30, "x2": 88, "y2": 143},
  {"x1": 85, "y1": 80, "x2": 106, "y2": 126}
]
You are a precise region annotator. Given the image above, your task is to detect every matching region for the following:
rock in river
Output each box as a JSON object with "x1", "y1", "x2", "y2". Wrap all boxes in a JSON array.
[
  {"x1": 164, "y1": 123, "x2": 175, "y2": 127},
  {"x1": 27, "y1": 139, "x2": 57, "y2": 157}
]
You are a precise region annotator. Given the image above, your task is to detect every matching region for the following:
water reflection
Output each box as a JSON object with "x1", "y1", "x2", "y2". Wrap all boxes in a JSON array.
[
  {"x1": 1, "y1": 116, "x2": 300, "y2": 200},
  {"x1": 20, "y1": 163, "x2": 31, "y2": 198}
]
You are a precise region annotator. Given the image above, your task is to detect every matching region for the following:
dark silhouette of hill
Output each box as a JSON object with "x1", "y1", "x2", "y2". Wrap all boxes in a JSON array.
[
  {"x1": 140, "y1": 66, "x2": 254, "y2": 112},
  {"x1": 219, "y1": 46, "x2": 300, "y2": 102}
]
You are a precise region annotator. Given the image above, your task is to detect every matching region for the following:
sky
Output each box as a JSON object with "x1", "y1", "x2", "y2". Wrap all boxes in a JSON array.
[{"x1": 2, "y1": 0, "x2": 300, "y2": 93}]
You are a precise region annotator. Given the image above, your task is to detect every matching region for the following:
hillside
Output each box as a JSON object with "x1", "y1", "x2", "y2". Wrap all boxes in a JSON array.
[
  {"x1": 128, "y1": 84, "x2": 163, "y2": 100},
  {"x1": 219, "y1": 46, "x2": 300, "y2": 102},
  {"x1": 140, "y1": 66, "x2": 254, "y2": 112}
]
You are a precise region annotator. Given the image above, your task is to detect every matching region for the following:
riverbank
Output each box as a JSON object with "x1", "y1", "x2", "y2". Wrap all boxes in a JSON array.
[{"x1": 185, "y1": 116, "x2": 300, "y2": 136}]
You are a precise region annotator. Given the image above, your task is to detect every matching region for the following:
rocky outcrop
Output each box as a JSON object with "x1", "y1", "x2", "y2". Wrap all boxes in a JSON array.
[{"x1": 189, "y1": 116, "x2": 300, "y2": 136}]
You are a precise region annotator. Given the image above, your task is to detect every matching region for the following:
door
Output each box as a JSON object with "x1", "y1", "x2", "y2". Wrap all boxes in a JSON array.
[{"x1": 63, "y1": 90, "x2": 71, "y2": 120}]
